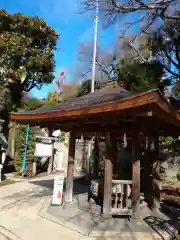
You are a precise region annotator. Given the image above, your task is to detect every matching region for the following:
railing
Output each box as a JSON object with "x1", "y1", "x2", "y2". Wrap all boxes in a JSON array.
[{"x1": 111, "y1": 180, "x2": 132, "y2": 215}]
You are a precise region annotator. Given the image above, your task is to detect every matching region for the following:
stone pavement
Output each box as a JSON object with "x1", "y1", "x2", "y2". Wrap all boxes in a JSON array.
[
  {"x1": 0, "y1": 232, "x2": 9, "y2": 240},
  {"x1": 40, "y1": 192, "x2": 176, "y2": 240},
  {"x1": 0, "y1": 175, "x2": 82, "y2": 240},
  {"x1": 0, "y1": 175, "x2": 177, "y2": 240}
]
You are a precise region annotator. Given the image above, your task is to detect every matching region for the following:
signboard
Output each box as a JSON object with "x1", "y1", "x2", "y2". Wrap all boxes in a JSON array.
[
  {"x1": 51, "y1": 170, "x2": 64, "y2": 205},
  {"x1": 34, "y1": 136, "x2": 55, "y2": 157},
  {"x1": 34, "y1": 143, "x2": 53, "y2": 157}
]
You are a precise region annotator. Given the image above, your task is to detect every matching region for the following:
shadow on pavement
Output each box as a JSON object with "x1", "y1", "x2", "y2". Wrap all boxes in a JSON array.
[{"x1": 29, "y1": 177, "x2": 90, "y2": 195}]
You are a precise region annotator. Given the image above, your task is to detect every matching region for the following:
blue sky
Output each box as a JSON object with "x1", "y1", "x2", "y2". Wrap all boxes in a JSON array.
[
  {"x1": 1, "y1": 0, "x2": 142, "y2": 99},
  {"x1": 0, "y1": 0, "x2": 119, "y2": 98}
]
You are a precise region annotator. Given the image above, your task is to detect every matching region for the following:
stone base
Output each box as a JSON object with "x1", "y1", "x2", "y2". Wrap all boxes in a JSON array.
[{"x1": 38, "y1": 193, "x2": 176, "y2": 239}]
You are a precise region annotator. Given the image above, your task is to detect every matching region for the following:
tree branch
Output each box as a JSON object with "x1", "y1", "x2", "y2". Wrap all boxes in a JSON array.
[
  {"x1": 163, "y1": 63, "x2": 180, "y2": 77},
  {"x1": 162, "y1": 46, "x2": 180, "y2": 69},
  {"x1": 83, "y1": 0, "x2": 179, "y2": 20},
  {"x1": 82, "y1": 69, "x2": 92, "y2": 77},
  {"x1": 174, "y1": 39, "x2": 180, "y2": 67},
  {"x1": 23, "y1": 79, "x2": 35, "y2": 92}
]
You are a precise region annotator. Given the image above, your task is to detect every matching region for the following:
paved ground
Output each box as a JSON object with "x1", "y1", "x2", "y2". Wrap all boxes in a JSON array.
[
  {"x1": 0, "y1": 174, "x2": 177, "y2": 240},
  {"x1": 0, "y1": 175, "x2": 82, "y2": 240},
  {"x1": 0, "y1": 232, "x2": 9, "y2": 240},
  {"x1": 39, "y1": 182, "x2": 176, "y2": 239}
]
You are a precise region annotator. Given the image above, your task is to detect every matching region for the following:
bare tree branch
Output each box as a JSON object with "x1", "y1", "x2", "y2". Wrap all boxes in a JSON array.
[{"x1": 81, "y1": 0, "x2": 180, "y2": 79}]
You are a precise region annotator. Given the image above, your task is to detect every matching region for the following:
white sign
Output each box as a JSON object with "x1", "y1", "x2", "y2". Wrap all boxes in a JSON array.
[
  {"x1": 34, "y1": 143, "x2": 53, "y2": 157},
  {"x1": 52, "y1": 171, "x2": 64, "y2": 205},
  {"x1": 0, "y1": 164, "x2": 2, "y2": 183}
]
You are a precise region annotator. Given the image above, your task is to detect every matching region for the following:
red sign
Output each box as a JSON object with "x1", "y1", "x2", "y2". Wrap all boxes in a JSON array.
[{"x1": 57, "y1": 192, "x2": 61, "y2": 199}]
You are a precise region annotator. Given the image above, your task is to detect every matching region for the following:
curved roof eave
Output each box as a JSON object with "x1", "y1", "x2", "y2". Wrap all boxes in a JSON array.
[{"x1": 10, "y1": 88, "x2": 180, "y2": 124}]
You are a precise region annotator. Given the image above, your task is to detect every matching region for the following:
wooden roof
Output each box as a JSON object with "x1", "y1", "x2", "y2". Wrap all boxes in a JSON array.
[
  {"x1": 10, "y1": 85, "x2": 180, "y2": 135},
  {"x1": 11, "y1": 85, "x2": 133, "y2": 121}
]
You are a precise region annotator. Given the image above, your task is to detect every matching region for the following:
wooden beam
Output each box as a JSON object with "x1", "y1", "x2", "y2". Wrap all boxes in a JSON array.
[
  {"x1": 103, "y1": 132, "x2": 113, "y2": 218},
  {"x1": 65, "y1": 131, "x2": 76, "y2": 203},
  {"x1": 132, "y1": 125, "x2": 141, "y2": 219}
]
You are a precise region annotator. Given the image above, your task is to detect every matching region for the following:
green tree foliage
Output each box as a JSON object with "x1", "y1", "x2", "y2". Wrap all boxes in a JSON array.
[
  {"x1": 77, "y1": 79, "x2": 91, "y2": 96},
  {"x1": 0, "y1": 9, "x2": 58, "y2": 113},
  {"x1": 9, "y1": 96, "x2": 43, "y2": 170},
  {"x1": 116, "y1": 58, "x2": 170, "y2": 93},
  {"x1": 77, "y1": 59, "x2": 170, "y2": 96},
  {"x1": 15, "y1": 124, "x2": 36, "y2": 171},
  {"x1": 20, "y1": 97, "x2": 44, "y2": 111},
  {"x1": 77, "y1": 79, "x2": 101, "y2": 96},
  {"x1": 159, "y1": 136, "x2": 174, "y2": 150}
]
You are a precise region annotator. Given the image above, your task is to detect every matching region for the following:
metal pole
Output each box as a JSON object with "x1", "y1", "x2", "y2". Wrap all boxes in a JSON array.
[
  {"x1": 91, "y1": 0, "x2": 99, "y2": 93},
  {"x1": 21, "y1": 124, "x2": 30, "y2": 176}
]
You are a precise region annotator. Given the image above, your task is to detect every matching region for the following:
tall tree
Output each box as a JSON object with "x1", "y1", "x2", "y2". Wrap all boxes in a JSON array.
[
  {"x1": 0, "y1": 10, "x2": 58, "y2": 136},
  {"x1": 0, "y1": 10, "x2": 58, "y2": 115}
]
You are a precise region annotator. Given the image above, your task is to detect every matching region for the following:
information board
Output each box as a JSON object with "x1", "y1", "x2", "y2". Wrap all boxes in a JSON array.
[
  {"x1": 34, "y1": 143, "x2": 53, "y2": 157},
  {"x1": 51, "y1": 170, "x2": 64, "y2": 205}
]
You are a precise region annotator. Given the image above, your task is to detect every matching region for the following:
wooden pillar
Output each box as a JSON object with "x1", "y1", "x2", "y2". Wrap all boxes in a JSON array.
[
  {"x1": 65, "y1": 131, "x2": 76, "y2": 203},
  {"x1": 86, "y1": 139, "x2": 92, "y2": 180},
  {"x1": 94, "y1": 135, "x2": 100, "y2": 177},
  {"x1": 132, "y1": 125, "x2": 140, "y2": 219},
  {"x1": 103, "y1": 132, "x2": 113, "y2": 218},
  {"x1": 112, "y1": 136, "x2": 117, "y2": 175},
  {"x1": 152, "y1": 136, "x2": 161, "y2": 213}
]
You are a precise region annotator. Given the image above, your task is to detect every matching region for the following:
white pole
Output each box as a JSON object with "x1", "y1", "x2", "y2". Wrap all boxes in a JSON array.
[
  {"x1": 87, "y1": 0, "x2": 99, "y2": 179},
  {"x1": 91, "y1": 0, "x2": 99, "y2": 93}
]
